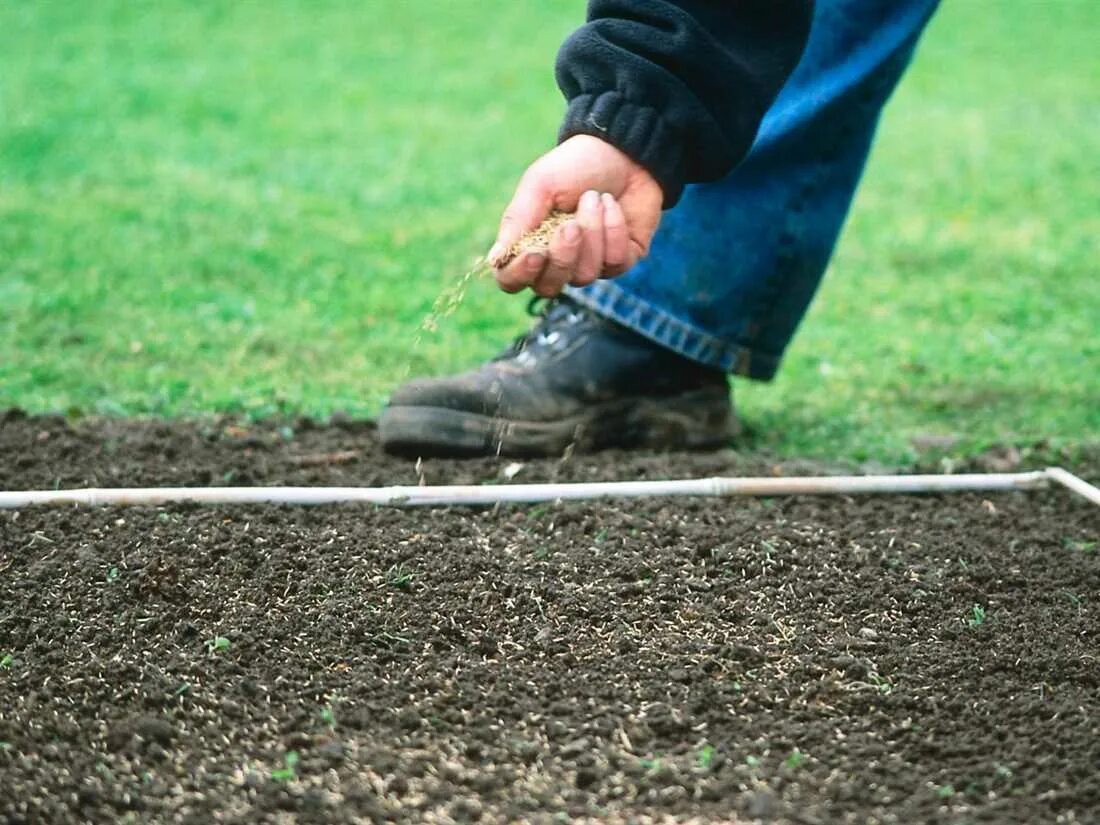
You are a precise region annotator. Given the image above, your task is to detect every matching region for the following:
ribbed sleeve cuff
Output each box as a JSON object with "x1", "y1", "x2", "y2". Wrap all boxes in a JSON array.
[{"x1": 558, "y1": 90, "x2": 687, "y2": 208}]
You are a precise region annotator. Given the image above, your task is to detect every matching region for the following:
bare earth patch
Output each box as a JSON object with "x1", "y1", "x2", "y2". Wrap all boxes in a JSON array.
[{"x1": 1, "y1": 413, "x2": 1098, "y2": 823}]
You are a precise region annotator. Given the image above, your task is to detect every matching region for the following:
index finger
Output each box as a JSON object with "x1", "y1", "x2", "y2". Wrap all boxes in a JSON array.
[{"x1": 495, "y1": 250, "x2": 548, "y2": 294}]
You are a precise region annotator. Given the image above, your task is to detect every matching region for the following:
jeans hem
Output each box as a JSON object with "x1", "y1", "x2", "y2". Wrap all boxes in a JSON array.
[{"x1": 565, "y1": 281, "x2": 781, "y2": 381}]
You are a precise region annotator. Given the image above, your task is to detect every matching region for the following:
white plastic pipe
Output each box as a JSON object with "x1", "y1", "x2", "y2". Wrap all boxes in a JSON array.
[
  {"x1": 2, "y1": 469, "x2": 1093, "y2": 510},
  {"x1": 1045, "y1": 466, "x2": 1100, "y2": 507}
]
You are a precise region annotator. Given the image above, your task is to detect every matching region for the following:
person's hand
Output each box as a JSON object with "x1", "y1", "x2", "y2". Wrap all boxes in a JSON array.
[{"x1": 488, "y1": 135, "x2": 664, "y2": 297}]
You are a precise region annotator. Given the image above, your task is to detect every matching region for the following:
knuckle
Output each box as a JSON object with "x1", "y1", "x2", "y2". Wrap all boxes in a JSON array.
[
  {"x1": 533, "y1": 277, "x2": 562, "y2": 298},
  {"x1": 576, "y1": 260, "x2": 600, "y2": 281},
  {"x1": 523, "y1": 252, "x2": 547, "y2": 274},
  {"x1": 556, "y1": 233, "x2": 581, "y2": 255},
  {"x1": 579, "y1": 210, "x2": 603, "y2": 231},
  {"x1": 495, "y1": 265, "x2": 529, "y2": 292},
  {"x1": 548, "y1": 243, "x2": 579, "y2": 269},
  {"x1": 548, "y1": 254, "x2": 573, "y2": 274},
  {"x1": 604, "y1": 241, "x2": 628, "y2": 266}
]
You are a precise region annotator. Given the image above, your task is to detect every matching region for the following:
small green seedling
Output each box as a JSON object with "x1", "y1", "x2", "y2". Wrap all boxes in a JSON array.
[
  {"x1": 968, "y1": 605, "x2": 986, "y2": 627},
  {"x1": 386, "y1": 567, "x2": 415, "y2": 588},
  {"x1": 0, "y1": 653, "x2": 12, "y2": 669},
  {"x1": 1062, "y1": 591, "x2": 1084, "y2": 609},
  {"x1": 320, "y1": 706, "x2": 336, "y2": 729},
  {"x1": 745, "y1": 755, "x2": 760, "y2": 768},
  {"x1": 107, "y1": 566, "x2": 119, "y2": 582},
  {"x1": 696, "y1": 745, "x2": 716, "y2": 770},
  {"x1": 869, "y1": 672, "x2": 893, "y2": 695},
  {"x1": 1066, "y1": 539, "x2": 1096, "y2": 553},
  {"x1": 784, "y1": 751, "x2": 806, "y2": 770},
  {"x1": 271, "y1": 751, "x2": 299, "y2": 782},
  {"x1": 206, "y1": 636, "x2": 231, "y2": 654},
  {"x1": 937, "y1": 783, "x2": 956, "y2": 799}
]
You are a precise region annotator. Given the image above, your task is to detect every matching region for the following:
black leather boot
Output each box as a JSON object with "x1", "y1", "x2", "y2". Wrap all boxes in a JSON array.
[{"x1": 379, "y1": 297, "x2": 735, "y2": 457}]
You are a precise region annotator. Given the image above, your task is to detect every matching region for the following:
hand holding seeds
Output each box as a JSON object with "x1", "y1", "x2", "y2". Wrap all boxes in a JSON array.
[{"x1": 488, "y1": 135, "x2": 664, "y2": 298}]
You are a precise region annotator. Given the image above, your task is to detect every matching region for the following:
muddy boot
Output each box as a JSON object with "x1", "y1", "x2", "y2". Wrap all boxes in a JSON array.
[{"x1": 379, "y1": 297, "x2": 736, "y2": 457}]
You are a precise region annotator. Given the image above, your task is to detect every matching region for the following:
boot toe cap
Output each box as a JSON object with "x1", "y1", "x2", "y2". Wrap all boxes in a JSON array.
[{"x1": 385, "y1": 373, "x2": 502, "y2": 416}]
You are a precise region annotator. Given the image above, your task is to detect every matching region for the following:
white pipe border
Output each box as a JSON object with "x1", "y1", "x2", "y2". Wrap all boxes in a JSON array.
[
  {"x1": 1, "y1": 468, "x2": 1095, "y2": 509},
  {"x1": 1046, "y1": 467, "x2": 1100, "y2": 507}
]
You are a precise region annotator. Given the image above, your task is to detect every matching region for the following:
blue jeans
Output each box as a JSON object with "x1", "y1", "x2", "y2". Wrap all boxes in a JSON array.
[{"x1": 566, "y1": 0, "x2": 941, "y2": 380}]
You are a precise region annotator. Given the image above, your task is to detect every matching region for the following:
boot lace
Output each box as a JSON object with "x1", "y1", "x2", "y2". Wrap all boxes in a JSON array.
[{"x1": 493, "y1": 297, "x2": 588, "y2": 362}]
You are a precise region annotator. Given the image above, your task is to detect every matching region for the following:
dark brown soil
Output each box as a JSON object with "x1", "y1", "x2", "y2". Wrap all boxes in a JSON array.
[{"x1": 2, "y1": 411, "x2": 1098, "y2": 824}]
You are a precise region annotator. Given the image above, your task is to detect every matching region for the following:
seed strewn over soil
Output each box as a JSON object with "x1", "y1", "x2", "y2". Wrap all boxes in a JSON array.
[{"x1": 1, "y1": 413, "x2": 1098, "y2": 824}]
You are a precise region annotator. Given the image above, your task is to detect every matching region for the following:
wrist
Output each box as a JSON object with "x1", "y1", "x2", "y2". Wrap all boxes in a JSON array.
[{"x1": 559, "y1": 90, "x2": 684, "y2": 208}]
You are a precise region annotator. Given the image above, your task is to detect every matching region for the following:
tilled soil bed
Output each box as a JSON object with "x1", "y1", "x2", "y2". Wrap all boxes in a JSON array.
[{"x1": 1, "y1": 412, "x2": 1098, "y2": 824}]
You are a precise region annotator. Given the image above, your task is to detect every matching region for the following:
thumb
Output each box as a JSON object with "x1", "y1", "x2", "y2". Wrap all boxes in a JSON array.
[{"x1": 488, "y1": 172, "x2": 554, "y2": 268}]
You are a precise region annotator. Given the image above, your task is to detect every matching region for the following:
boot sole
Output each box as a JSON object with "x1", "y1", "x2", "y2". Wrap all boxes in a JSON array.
[{"x1": 378, "y1": 388, "x2": 736, "y2": 458}]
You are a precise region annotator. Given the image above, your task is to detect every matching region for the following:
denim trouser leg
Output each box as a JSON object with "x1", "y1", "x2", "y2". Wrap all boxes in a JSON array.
[{"x1": 566, "y1": 0, "x2": 941, "y2": 380}]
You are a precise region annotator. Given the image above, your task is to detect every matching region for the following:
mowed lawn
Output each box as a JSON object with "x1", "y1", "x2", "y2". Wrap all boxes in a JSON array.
[{"x1": 1, "y1": 1, "x2": 1097, "y2": 462}]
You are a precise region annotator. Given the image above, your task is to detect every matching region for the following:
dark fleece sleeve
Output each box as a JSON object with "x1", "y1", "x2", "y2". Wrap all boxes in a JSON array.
[{"x1": 555, "y1": 0, "x2": 813, "y2": 206}]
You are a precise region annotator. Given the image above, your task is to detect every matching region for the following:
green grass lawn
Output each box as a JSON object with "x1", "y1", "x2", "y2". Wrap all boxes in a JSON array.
[{"x1": 2, "y1": 1, "x2": 1097, "y2": 462}]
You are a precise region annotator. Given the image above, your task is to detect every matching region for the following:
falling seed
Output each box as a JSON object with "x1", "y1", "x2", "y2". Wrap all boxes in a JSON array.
[{"x1": 403, "y1": 211, "x2": 578, "y2": 379}]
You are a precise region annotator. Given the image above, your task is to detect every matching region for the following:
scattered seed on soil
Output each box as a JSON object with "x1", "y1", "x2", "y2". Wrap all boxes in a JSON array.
[{"x1": 1, "y1": 412, "x2": 1098, "y2": 824}]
